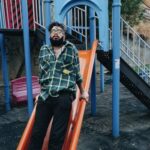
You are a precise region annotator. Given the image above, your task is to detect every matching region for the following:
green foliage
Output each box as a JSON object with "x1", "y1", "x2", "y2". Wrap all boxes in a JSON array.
[{"x1": 109, "y1": 0, "x2": 144, "y2": 26}]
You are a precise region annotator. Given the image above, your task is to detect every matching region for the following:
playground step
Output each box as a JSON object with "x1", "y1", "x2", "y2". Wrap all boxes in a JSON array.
[
  {"x1": 66, "y1": 33, "x2": 86, "y2": 49},
  {"x1": 0, "y1": 29, "x2": 35, "y2": 36},
  {"x1": 97, "y1": 50, "x2": 150, "y2": 109},
  {"x1": 66, "y1": 33, "x2": 83, "y2": 44}
]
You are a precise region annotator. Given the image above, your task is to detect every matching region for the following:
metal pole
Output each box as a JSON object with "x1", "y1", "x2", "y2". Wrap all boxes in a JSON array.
[
  {"x1": 112, "y1": 0, "x2": 121, "y2": 137},
  {"x1": 99, "y1": 0, "x2": 109, "y2": 93},
  {"x1": 44, "y1": 0, "x2": 51, "y2": 45},
  {"x1": 21, "y1": 0, "x2": 33, "y2": 115},
  {"x1": 89, "y1": 8, "x2": 96, "y2": 115},
  {"x1": 0, "y1": 34, "x2": 11, "y2": 111},
  {"x1": 100, "y1": 65, "x2": 104, "y2": 92},
  {"x1": 66, "y1": 12, "x2": 72, "y2": 35}
]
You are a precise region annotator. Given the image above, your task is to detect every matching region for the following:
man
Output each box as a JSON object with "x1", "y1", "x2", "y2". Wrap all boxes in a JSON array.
[{"x1": 28, "y1": 22, "x2": 89, "y2": 150}]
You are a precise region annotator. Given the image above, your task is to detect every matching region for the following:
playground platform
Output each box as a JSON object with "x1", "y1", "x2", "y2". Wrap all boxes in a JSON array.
[{"x1": 0, "y1": 68, "x2": 150, "y2": 150}]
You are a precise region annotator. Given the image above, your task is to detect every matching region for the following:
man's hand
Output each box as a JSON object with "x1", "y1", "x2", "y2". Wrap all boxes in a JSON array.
[
  {"x1": 80, "y1": 90, "x2": 89, "y2": 102},
  {"x1": 35, "y1": 94, "x2": 39, "y2": 104}
]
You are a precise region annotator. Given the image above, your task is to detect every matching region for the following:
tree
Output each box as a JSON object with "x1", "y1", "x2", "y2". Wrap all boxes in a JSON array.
[{"x1": 109, "y1": 0, "x2": 144, "y2": 26}]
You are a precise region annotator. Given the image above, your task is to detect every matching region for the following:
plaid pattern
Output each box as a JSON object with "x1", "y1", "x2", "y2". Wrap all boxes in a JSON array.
[{"x1": 38, "y1": 41, "x2": 82, "y2": 101}]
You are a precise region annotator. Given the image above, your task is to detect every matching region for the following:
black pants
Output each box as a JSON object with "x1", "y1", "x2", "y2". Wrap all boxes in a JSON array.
[{"x1": 28, "y1": 92, "x2": 72, "y2": 150}]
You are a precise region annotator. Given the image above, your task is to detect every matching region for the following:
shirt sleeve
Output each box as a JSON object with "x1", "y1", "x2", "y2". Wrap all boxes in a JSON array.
[
  {"x1": 73, "y1": 46, "x2": 83, "y2": 84},
  {"x1": 38, "y1": 45, "x2": 47, "y2": 84}
]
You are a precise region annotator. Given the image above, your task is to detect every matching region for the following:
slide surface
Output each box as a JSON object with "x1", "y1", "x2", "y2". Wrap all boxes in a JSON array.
[{"x1": 17, "y1": 40, "x2": 98, "y2": 150}]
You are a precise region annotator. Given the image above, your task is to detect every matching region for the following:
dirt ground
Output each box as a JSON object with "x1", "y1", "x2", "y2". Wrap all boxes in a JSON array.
[
  {"x1": 78, "y1": 73, "x2": 150, "y2": 150},
  {"x1": 0, "y1": 72, "x2": 150, "y2": 150}
]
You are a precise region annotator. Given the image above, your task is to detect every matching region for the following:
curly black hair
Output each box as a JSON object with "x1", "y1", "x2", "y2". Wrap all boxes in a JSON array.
[{"x1": 48, "y1": 22, "x2": 66, "y2": 32}]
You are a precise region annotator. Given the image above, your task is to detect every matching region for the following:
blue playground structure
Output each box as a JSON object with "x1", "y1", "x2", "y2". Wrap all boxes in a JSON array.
[{"x1": 0, "y1": 0, "x2": 150, "y2": 142}]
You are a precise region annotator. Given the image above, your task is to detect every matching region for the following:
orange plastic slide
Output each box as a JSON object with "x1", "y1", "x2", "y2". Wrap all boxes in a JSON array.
[{"x1": 17, "y1": 40, "x2": 98, "y2": 150}]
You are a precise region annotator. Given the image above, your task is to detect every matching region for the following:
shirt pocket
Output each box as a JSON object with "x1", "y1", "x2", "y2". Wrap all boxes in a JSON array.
[{"x1": 61, "y1": 56, "x2": 74, "y2": 74}]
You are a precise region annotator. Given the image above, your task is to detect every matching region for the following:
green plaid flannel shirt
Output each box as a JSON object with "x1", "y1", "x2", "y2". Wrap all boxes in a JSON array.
[{"x1": 38, "y1": 41, "x2": 82, "y2": 101}]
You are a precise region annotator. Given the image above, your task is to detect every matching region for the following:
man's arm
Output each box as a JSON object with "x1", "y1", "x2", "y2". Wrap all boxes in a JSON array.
[{"x1": 73, "y1": 45, "x2": 89, "y2": 101}]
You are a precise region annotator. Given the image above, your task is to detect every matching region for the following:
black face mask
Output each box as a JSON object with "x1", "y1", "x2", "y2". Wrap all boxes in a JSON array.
[{"x1": 50, "y1": 37, "x2": 66, "y2": 47}]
